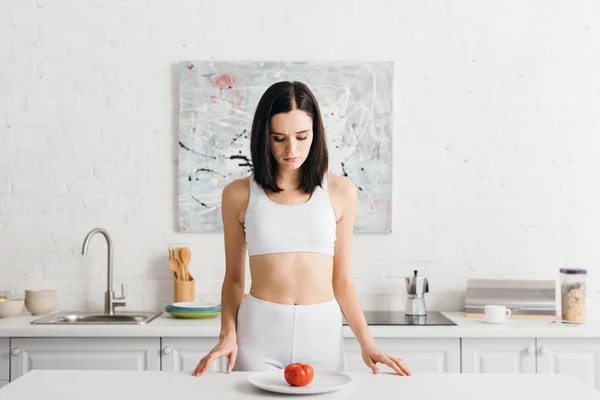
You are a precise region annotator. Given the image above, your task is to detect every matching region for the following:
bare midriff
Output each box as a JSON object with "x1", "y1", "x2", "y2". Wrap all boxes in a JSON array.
[{"x1": 248, "y1": 252, "x2": 335, "y2": 305}]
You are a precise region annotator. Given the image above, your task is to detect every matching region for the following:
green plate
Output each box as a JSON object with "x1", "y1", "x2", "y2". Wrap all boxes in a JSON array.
[{"x1": 167, "y1": 310, "x2": 220, "y2": 319}]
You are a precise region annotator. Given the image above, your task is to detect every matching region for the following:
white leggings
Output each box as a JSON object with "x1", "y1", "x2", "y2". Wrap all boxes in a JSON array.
[{"x1": 232, "y1": 294, "x2": 347, "y2": 372}]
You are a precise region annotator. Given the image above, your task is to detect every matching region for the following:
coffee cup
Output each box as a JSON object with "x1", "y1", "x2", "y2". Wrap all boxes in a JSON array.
[{"x1": 484, "y1": 305, "x2": 512, "y2": 323}]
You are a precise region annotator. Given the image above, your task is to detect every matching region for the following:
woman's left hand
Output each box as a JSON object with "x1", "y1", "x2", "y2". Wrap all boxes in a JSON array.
[{"x1": 361, "y1": 348, "x2": 412, "y2": 376}]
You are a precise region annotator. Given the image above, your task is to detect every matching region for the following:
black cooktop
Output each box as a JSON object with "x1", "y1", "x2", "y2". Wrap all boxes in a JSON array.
[{"x1": 343, "y1": 311, "x2": 456, "y2": 326}]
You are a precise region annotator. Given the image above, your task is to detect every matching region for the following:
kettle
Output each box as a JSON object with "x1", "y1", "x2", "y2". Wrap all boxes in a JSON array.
[{"x1": 405, "y1": 270, "x2": 429, "y2": 316}]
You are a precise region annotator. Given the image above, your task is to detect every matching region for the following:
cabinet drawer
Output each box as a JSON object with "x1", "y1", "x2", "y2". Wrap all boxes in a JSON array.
[
  {"x1": 344, "y1": 338, "x2": 460, "y2": 373},
  {"x1": 462, "y1": 338, "x2": 536, "y2": 374},
  {"x1": 537, "y1": 338, "x2": 600, "y2": 390},
  {"x1": 10, "y1": 337, "x2": 160, "y2": 381},
  {"x1": 161, "y1": 338, "x2": 224, "y2": 373}
]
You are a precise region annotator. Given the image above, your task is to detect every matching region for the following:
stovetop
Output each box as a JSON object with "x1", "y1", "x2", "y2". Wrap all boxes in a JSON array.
[{"x1": 343, "y1": 311, "x2": 457, "y2": 326}]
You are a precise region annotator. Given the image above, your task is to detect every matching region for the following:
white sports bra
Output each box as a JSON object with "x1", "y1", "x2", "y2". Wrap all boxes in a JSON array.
[{"x1": 243, "y1": 175, "x2": 337, "y2": 257}]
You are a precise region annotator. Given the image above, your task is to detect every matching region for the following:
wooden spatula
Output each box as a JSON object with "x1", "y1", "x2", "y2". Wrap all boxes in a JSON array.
[{"x1": 171, "y1": 247, "x2": 186, "y2": 281}]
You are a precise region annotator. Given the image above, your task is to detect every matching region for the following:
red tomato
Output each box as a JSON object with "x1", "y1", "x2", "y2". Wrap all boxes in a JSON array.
[{"x1": 284, "y1": 363, "x2": 314, "y2": 387}]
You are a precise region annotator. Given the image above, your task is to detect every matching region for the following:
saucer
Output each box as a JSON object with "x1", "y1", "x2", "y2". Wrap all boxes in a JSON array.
[{"x1": 481, "y1": 319, "x2": 509, "y2": 324}]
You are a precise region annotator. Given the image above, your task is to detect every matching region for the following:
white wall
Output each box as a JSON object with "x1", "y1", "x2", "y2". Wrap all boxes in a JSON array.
[{"x1": 0, "y1": 0, "x2": 599, "y2": 313}]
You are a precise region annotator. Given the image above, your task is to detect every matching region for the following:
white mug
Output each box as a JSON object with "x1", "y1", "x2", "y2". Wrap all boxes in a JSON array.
[{"x1": 484, "y1": 305, "x2": 512, "y2": 323}]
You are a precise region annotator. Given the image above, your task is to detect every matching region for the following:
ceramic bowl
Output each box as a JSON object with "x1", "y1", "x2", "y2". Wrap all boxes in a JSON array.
[
  {"x1": 25, "y1": 290, "x2": 57, "y2": 315},
  {"x1": 0, "y1": 298, "x2": 25, "y2": 318},
  {"x1": 25, "y1": 289, "x2": 57, "y2": 299},
  {"x1": 25, "y1": 297, "x2": 57, "y2": 315}
]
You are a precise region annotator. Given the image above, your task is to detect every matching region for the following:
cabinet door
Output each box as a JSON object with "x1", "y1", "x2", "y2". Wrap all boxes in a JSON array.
[
  {"x1": 161, "y1": 338, "x2": 225, "y2": 373},
  {"x1": 344, "y1": 338, "x2": 460, "y2": 373},
  {"x1": 0, "y1": 380, "x2": 8, "y2": 389},
  {"x1": 10, "y1": 338, "x2": 160, "y2": 380},
  {"x1": 462, "y1": 338, "x2": 536, "y2": 373},
  {"x1": 537, "y1": 338, "x2": 600, "y2": 390},
  {"x1": 0, "y1": 338, "x2": 9, "y2": 381}
]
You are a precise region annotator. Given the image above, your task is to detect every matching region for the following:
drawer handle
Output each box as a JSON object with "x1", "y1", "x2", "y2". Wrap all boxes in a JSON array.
[
  {"x1": 11, "y1": 348, "x2": 20, "y2": 356},
  {"x1": 163, "y1": 347, "x2": 172, "y2": 355},
  {"x1": 526, "y1": 346, "x2": 535, "y2": 354},
  {"x1": 539, "y1": 346, "x2": 548, "y2": 355}
]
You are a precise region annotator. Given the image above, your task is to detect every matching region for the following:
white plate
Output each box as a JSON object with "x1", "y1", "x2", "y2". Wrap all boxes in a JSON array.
[
  {"x1": 247, "y1": 370, "x2": 352, "y2": 395},
  {"x1": 171, "y1": 301, "x2": 220, "y2": 309}
]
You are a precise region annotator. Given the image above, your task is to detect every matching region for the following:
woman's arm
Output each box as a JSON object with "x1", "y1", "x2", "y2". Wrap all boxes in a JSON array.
[
  {"x1": 331, "y1": 176, "x2": 411, "y2": 376},
  {"x1": 219, "y1": 180, "x2": 248, "y2": 338},
  {"x1": 192, "y1": 179, "x2": 248, "y2": 375},
  {"x1": 330, "y1": 178, "x2": 375, "y2": 350}
]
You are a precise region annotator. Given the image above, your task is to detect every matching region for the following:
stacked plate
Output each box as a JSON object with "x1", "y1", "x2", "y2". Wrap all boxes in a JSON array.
[{"x1": 165, "y1": 301, "x2": 221, "y2": 319}]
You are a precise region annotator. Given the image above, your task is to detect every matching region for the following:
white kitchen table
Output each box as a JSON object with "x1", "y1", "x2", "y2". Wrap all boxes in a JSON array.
[{"x1": 0, "y1": 370, "x2": 598, "y2": 399}]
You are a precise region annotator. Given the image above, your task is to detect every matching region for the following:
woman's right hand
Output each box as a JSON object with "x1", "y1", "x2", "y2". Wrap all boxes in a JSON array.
[{"x1": 192, "y1": 334, "x2": 238, "y2": 376}]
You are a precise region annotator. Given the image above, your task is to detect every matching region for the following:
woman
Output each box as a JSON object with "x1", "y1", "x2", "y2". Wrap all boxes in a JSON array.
[{"x1": 192, "y1": 81, "x2": 411, "y2": 376}]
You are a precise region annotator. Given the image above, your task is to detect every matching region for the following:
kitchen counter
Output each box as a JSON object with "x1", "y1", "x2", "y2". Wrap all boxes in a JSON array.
[
  {"x1": 0, "y1": 369, "x2": 598, "y2": 399},
  {"x1": 1, "y1": 311, "x2": 600, "y2": 338}
]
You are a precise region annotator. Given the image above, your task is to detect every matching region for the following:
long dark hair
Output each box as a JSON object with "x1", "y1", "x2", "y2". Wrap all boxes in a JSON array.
[{"x1": 250, "y1": 81, "x2": 328, "y2": 194}]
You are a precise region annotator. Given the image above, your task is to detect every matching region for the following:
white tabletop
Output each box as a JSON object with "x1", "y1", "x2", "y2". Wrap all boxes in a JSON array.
[{"x1": 0, "y1": 370, "x2": 598, "y2": 399}]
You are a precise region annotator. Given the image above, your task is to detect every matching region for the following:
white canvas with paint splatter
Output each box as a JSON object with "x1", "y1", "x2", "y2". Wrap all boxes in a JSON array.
[{"x1": 178, "y1": 61, "x2": 393, "y2": 233}]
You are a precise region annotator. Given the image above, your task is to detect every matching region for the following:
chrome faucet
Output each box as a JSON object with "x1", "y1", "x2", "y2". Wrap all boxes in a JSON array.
[{"x1": 81, "y1": 228, "x2": 126, "y2": 315}]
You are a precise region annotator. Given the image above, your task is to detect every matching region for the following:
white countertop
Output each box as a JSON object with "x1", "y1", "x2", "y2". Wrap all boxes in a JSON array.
[
  {"x1": 1, "y1": 370, "x2": 598, "y2": 399},
  {"x1": 1, "y1": 311, "x2": 600, "y2": 338}
]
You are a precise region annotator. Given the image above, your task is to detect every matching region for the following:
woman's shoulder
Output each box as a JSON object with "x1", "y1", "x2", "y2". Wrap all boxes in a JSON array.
[
  {"x1": 326, "y1": 172, "x2": 357, "y2": 198},
  {"x1": 222, "y1": 176, "x2": 252, "y2": 205}
]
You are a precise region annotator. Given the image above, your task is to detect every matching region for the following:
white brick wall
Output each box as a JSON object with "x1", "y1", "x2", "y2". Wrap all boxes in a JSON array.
[{"x1": 1, "y1": 0, "x2": 599, "y2": 314}]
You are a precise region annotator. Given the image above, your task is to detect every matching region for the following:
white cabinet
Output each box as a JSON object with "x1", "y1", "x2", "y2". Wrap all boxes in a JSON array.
[
  {"x1": 1, "y1": 334, "x2": 599, "y2": 389},
  {"x1": 161, "y1": 337, "x2": 225, "y2": 373},
  {"x1": 0, "y1": 380, "x2": 8, "y2": 389},
  {"x1": 537, "y1": 338, "x2": 600, "y2": 390},
  {"x1": 0, "y1": 338, "x2": 9, "y2": 381},
  {"x1": 344, "y1": 338, "x2": 460, "y2": 373},
  {"x1": 10, "y1": 338, "x2": 160, "y2": 380},
  {"x1": 462, "y1": 338, "x2": 536, "y2": 373},
  {"x1": 463, "y1": 338, "x2": 600, "y2": 391}
]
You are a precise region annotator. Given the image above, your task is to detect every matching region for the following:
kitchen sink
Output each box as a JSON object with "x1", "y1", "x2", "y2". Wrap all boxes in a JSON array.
[{"x1": 30, "y1": 311, "x2": 163, "y2": 325}]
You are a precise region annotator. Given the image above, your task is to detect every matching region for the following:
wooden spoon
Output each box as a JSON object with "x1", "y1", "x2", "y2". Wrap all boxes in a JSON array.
[
  {"x1": 174, "y1": 247, "x2": 187, "y2": 281},
  {"x1": 180, "y1": 247, "x2": 192, "y2": 281},
  {"x1": 169, "y1": 258, "x2": 180, "y2": 280}
]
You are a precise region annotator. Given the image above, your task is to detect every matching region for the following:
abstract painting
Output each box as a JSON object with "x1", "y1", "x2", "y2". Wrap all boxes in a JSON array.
[{"x1": 178, "y1": 61, "x2": 393, "y2": 233}]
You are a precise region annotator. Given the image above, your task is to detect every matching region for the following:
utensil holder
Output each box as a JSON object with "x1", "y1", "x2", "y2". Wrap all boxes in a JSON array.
[{"x1": 174, "y1": 278, "x2": 195, "y2": 303}]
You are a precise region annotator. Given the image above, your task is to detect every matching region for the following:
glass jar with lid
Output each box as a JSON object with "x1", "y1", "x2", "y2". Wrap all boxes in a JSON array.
[
  {"x1": 560, "y1": 268, "x2": 587, "y2": 323},
  {"x1": 0, "y1": 288, "x2": 13, "y2": 300}
]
